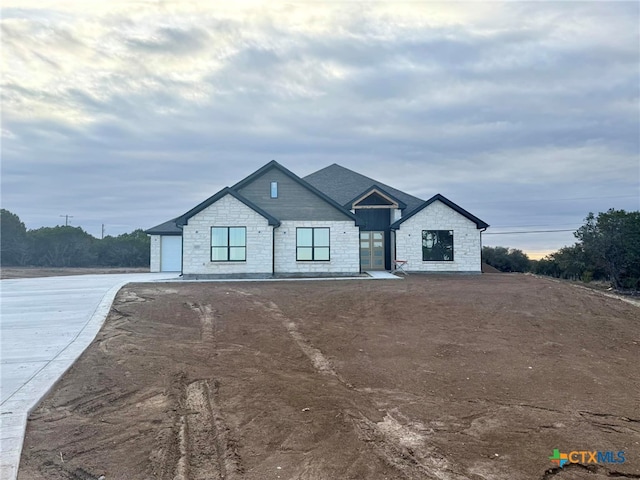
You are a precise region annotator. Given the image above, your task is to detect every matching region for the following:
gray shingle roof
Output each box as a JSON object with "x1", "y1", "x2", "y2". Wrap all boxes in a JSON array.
[
  {"x1": 304, "y1": 164, "x2": 424, "y2": 214},
  {"x1": 147, "y1": 163, "x2": 488, "y2": 236},
  {"x1": 144, "y1": 217, "x2": 181, "y2": 235}
]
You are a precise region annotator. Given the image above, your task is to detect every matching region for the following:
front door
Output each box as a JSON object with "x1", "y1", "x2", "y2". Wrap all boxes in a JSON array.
[{"x1": 360, "y1": 231, "x2": 385, "y2": 270}]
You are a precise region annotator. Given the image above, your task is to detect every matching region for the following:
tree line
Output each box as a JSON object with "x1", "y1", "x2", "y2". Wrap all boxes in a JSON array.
[
  {"x1": 0, "y1": 209, "x2": 150, "y2": 268},
  {"x1": 2, "y1": 207, "x2": 638, "y2": 287},
  {"x1": 483, "y1": 208, "x2": 639, "y2": 291}
]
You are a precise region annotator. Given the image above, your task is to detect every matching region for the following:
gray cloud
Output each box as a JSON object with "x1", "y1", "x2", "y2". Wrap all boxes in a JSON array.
[
  {"x1": 1, "y1": 2, "x2": 638, "y2": 255},
  {"x1": 124, "y1": 26, "x2": 211, "y2": 55}
]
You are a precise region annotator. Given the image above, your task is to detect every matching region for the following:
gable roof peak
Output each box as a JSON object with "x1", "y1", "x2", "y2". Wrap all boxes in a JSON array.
[
  {"x1": 176, "y1": 186, "x2": 280, "y2": 227},
  {"x1": 230, "y1": 160, "x2": 359, "y2": 223},
  {"x1": 346, "y1": 184, "x2": 408, "y2": 209},
  {"x1": 304, "y1": 163, "x2": 424, "y2": 214},
  {"x1": 230, "y1": 160, "x2": 298, "y2": 190},
  {"x1": 390, "y1": 193, "x2": 489, "y2": 230}
]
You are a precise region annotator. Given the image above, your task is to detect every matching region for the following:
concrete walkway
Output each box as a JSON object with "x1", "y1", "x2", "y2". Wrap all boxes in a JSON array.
[
  {"x1": 0, "y1": 273, "x2": 178, "y2": 480},
  {"x1": 364, "y1": 270, "x2": 401, "y2": 279}
]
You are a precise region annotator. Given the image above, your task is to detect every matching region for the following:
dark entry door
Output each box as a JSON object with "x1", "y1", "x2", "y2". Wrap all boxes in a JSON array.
[{"x1": 360, "y1": 231, "x2": 385, "y2": 270}]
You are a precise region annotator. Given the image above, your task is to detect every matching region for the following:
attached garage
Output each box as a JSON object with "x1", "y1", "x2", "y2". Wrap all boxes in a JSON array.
[
  {"x1": 145, "y1": 218, "x2": 183, "y2": 273},
  {"x1": 160, "y1": 235, "x2": 182, "y2": 272}
]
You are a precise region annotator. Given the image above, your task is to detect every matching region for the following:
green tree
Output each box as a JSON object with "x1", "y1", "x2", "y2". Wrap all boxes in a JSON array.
[
  {"x1": 29, "y1": 226, "x2": 97, "y2": 267},
  {"x1": 0, "y1": 209, "x2": 30, "y2": 265},
  {"x1": 550, "y1": 245, "x2": 587, "y2": 280},
  {"x1": 94, "y1": 229, "x2": 150, "y2": 267},
  {"x1": 1, "y1": 211, "x2": 151, "y2": 268},
  {"x1": 508, "y1": 248, "x2": 531, "y2": 273},
  {"x1": 532, "y1": 256, "x2": 561, "y2": 277},
  {"x1": 482, "y1": 246, "x2": 531, "y2": 272},
  {"x1": 575, "y1": 209, "x2": 640, "y2": 289}
]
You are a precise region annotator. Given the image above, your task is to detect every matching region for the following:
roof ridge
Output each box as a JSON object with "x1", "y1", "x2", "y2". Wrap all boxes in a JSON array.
[
  {"x1": 305, "y1": 163, "x2": 424, "y2": 204},
  {"x1": 304, "y1": 162, "x2": 367, "y2": 178}
]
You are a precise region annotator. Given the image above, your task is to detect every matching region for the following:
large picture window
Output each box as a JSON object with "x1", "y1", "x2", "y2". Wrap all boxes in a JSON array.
[
  {"x1": 422, "y1": 230, "x2": 454, "y2": 261},
  {"x1": 211, "y1": 227, "x2": 246, "y2": 262},
  {"x1": 297, "y1": 227, "x2": 330, "y2": 261}
]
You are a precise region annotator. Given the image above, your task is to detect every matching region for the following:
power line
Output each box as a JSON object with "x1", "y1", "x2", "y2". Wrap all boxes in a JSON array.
[
  {"x1": 473, "y1": 194, "x2": 638, "y2": 205},
  {"x1": 484, "y1": 229, "x2": 575, "y2": 235},
  {"x1": 489, "y1": 223, "x2": 579, "y2": 228}
]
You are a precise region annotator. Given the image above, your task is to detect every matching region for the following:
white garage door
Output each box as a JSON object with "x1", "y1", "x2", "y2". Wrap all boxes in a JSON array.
[{"x1": 160, "y1": 236, "x2": 182, "y2": 272}]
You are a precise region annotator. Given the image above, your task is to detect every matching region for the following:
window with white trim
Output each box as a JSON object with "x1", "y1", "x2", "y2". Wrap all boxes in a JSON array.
[
  {"x1": 296, "y1": 227, "x2": 330, "y2": 261},
  {"x1": 211, "y1": 227, "x2": 246, "y2": 261}
]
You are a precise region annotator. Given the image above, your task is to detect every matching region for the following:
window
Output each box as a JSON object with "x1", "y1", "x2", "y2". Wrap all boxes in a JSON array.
[
  {"x1": 422, "y1": 230, "x2": 454, "y2": 261},
  {"x1": 297, "y1": 227, "x2": 330, "y2": 261},
  {"x1": 211, "y1": 227, "x2": 246, "y2": 261},
  {"x1": 270, "y1": 181, "x2": 278, "y2": 198}
]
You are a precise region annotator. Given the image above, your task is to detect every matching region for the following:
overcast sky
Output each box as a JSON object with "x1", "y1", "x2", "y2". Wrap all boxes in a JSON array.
[{"x1": 2, "y1": 1, "x2": 638, "y2": 258}]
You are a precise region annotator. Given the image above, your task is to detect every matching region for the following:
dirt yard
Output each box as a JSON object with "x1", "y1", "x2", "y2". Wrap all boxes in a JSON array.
[{"x1": 19, "y1": 274, "x2": 640, "y2": 480}]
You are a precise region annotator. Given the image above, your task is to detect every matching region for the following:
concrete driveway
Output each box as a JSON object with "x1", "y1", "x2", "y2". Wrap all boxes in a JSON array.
[{"x1": 0, "y1": 273, "x2": 178, "y2": 480}]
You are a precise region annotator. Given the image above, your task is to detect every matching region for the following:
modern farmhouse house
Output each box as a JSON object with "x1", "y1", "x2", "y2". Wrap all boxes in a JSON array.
[{"x1": 145, "y1": 161, "x2": 489, "y2": 277}]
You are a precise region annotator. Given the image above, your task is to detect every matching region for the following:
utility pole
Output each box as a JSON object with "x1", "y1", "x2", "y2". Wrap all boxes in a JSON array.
[{"x1": 59, "y1": 214, "x2": 74, "y2": 226}]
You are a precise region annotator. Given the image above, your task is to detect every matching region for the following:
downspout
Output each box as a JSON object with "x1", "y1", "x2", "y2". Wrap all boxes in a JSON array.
[
  {"x1": 359, "y1": 242, "x2": 362, "y2": 275},
  {"x1": 390, "y1": 225, "x2": 397, "y2": 273},
  {"x1": 479, "y1": 227, "x2": 487, "y2": 271},
  {"x1": 356, "y1": 216, "x2": 362, "y2": 275},
  {"x1": 272, "y1": 227, "x2": 276, "y2": 277},
  {"x1": 178, "y1": 223, "x2": 184, "y2": 277}
]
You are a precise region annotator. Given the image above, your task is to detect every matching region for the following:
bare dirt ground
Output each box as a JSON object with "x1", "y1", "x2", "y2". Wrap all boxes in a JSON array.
[
  {"x1": 19, "y1": 274, "x2": 640, "y2": 480},
  {"x1": 0, "y1": 267, "x2": 149, "y2": 279}
]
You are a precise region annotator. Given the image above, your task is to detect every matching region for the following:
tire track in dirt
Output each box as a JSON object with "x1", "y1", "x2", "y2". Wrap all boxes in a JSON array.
[
  {"x1": 264, "y1": 300, "x2": 340, "y2": 378},
  {"x1": 175, "y1": 413, "x2": 189, "y2": 480},
  {"x1": 230, "y1": 292, "x2": 342, "y2": 378},
  {"x1": 259, "y1": 298, "x2": 468, "y2": 480},
  {"x1": 170, "y1": 379, "x2": 242, "y2": 480},
  {"x1": 185, "y1": 302, "x2": 215, "y2": 343},
  {"x1": 348, "y1": 411, "x2": 469, "y2": 480}
]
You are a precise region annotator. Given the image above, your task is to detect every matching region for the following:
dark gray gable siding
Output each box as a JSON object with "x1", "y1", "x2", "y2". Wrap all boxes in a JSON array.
[
  {"x1": 356, "y1": 192, "x2": 395, "y2": 206},
  {"x1": 304, "y1": 164, "x2": 424, "y2": 215},
  {"x1": 348, "y1": 185, "x2": 407, "y2": 209},
  {"x1": 236, "y1": 168, "x2": 353, "y2": 221}
]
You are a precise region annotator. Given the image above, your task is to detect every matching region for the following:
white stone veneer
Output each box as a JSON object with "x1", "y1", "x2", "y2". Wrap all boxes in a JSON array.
[
  {"x1": 394, "y1": 200, "x2": 482, "y2": 272},
  {"x1": 149, "y1": 235, "x2": 161, "y2": 272},
  {"x1": 182, "y1": 195, "x2": 274, "y2": 275},
  {"x1": 274, "y1": 220, "x2": 360, "y2": 274}
]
